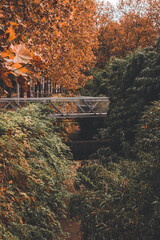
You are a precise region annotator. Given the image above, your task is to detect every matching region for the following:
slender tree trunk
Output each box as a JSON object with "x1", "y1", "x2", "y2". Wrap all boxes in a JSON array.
[
  {"x1": 44, "y1": 79, "x2": 48, "y2": 96},
  {"x1": 50, "y1": 80, "x2": 51, "y2": 95},
  {"x1": 35, "y1": 84, "x2": 37, "y2": 97},
  {"x1": 6, "y1": 87, "x2": 12, "y2": 98},
  {"x1": 53, "y1": 83, "x2": 56, "y2": 94},
  {"x1": 20, "y1": 87, "x2": 24, "y2": 98},
  {"x1": 27, "y1": 85, "x2": 31, "y2": 98},
  {"x1": 38, "y1": 82, "x2": 41, "y2": 97}
]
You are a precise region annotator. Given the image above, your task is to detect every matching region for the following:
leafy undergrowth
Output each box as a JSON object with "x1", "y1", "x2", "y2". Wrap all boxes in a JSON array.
[
  {"x1": 0, "y1": 104, "x2": 75, "y2": 240},
  {"x1": 69, "y1": 102, "x2": 160, "y2": 240},
  {"x1": 70, "y1": 161, "x2": 157, "y2": 240}
]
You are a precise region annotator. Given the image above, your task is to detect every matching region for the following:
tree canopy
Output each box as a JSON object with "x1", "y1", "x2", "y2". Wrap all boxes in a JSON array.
[
  {"x1": 0, "y1": 0, "x2": 97, "y2": 94},
  {"x1": 96, "y1": 0, "x2": 160, "y2": 67}
]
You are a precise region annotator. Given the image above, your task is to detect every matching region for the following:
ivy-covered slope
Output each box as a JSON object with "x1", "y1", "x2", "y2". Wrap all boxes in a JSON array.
[{"x1": 0, "y1": 104, "x2": 74, "y2": 240}]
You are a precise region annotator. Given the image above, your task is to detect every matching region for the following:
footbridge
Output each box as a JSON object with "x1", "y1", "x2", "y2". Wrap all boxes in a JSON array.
[{"x1": 0, "y1": 96, "x2": 109, "y2": 118}]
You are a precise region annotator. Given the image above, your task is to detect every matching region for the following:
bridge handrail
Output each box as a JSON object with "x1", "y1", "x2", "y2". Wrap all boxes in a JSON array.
[
  {"x1": 0, "y1": 96, "x2": 109, "y2": 118},
  {"x1": 0, "y1": 96, "x2": 109, "y2": 102}
]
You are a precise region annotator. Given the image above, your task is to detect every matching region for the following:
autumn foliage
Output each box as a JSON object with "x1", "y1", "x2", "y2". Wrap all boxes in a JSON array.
[
  {"x1": 96, "y1": 0, "x2": 159, "y2": 67},
  {"x1": 1, "y1": 0, "x2": 159, "y2": 92},
  {"x1": 0, "y1": 104, "x2": 74, "y2": 239},
  {"x1": 0, "y1": 0, "x2": 97, "y2": 94}
]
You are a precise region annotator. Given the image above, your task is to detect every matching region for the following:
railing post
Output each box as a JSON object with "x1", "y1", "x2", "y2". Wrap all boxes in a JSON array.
[{"x1": 17, "y1": 83, "x2": 19, "y2": 104}]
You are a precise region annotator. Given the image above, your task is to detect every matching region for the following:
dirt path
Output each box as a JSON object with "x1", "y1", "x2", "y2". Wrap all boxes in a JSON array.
[
  {"x1": 61, "y1": 220, "x2": 82, "y2": 240},
  {"x1": 61, "y1": 161, "x2": 82, "y2": 240}
]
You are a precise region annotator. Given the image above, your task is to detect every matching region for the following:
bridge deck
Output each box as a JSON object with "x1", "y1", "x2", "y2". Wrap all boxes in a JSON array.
[{"x1": 0, "y1": 96, "x2": 109, "y2": 118}]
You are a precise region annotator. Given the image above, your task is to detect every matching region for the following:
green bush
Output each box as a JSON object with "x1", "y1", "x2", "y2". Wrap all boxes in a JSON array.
[
  {"x1": 81, "y1": 40, "x2": 160, "y2": 162},
  {"x1": 135, "y1": 101, "x2": 160, "y2": 205},
  {"x1": 69, "y1": 101, "x2": 160, "y2": 240},
  {"x1": 0, "y1": 104, "x2": 74, "y2": 240},
  {"x1": 70, "y1": 161, "x2": 159, "y2": 240}
]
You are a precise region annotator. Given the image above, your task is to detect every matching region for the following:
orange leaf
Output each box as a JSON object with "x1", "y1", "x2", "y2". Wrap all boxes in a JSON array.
[
  {"x1": 50, "y1": 215, "x2": 55, "y2": 222},
  {"x1": 10, "y1": 21, "x2": 19, "y2": 26},
  {"x1": 0, "y1": 186, "x2": 8, "y2": 192},
  {"x1": 19, "y1": 217, "x2": 23, "y2": 224},
  {"x1": 42, "y1": 17, "x2": 47, "y2": 22},
  {"x1": 11, "y1": 63, "x2": 28, "y2": 74},
  {"x1": 33, "y1": 178, "x2": 38, "y2": 183},
  {"x1": 6, "y1": 26, "x2": 17, "y2": 42},
  {"x1": 31, "y1": 197, "x2": 35, "y2": 202},
  {"x1": 34, "y1": 0, "x2": 41, "y2": 4},
  {"x1": 12, "y1": 63, "x2": 22, "y2": 69},
  {"x1": 20, "y1": 67, "x2": 28, "y2": 74},
  {"x1": 1, "y1": 48, "x2": 15, "y2": 59}
]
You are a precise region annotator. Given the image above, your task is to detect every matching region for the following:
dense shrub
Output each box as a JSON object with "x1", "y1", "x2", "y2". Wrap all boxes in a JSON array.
[
  {"x1": 135, "y1": 101, "x2": 160, "y2": 206},
  {"x1": 81, "y1": 40, "x2": 160, "y2": 162},
  {"x1": 70, "y1": 101, "x2": 160, "y2": 240},
  {"x1": 0, "y1": 104, "x2": 74, "y2": 240}
]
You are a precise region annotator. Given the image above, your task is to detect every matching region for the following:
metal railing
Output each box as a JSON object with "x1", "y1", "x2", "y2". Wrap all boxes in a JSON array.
[{"x1": 0, "y1": 96, "x2": 109, "y2": 118}]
